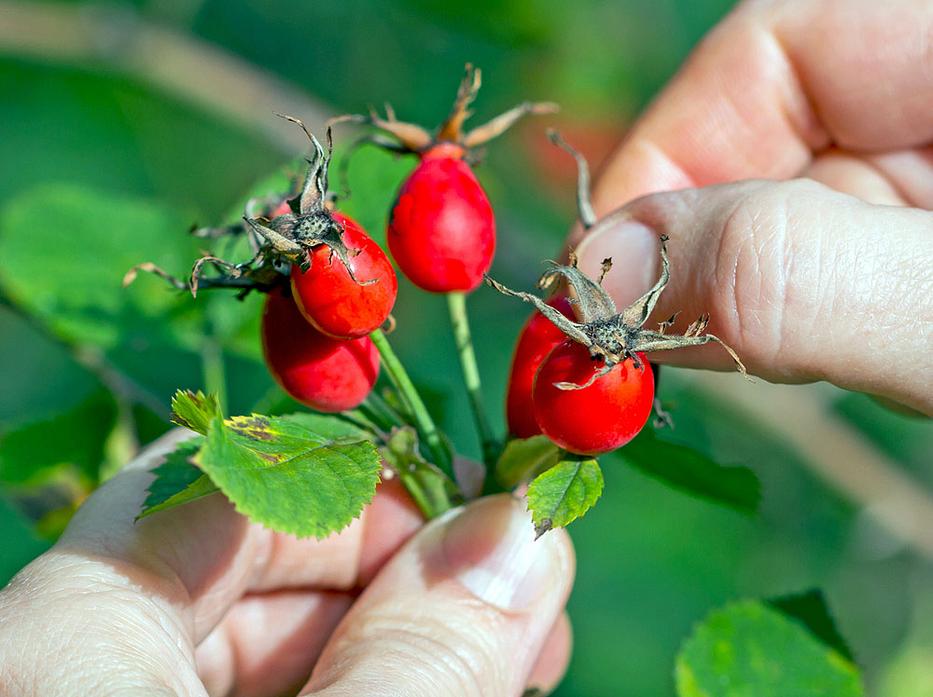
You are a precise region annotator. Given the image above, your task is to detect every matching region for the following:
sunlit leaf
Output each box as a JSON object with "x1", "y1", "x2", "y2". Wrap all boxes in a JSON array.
[
  {"x1": 526, "y1": 455, "x2": 603, "y2": 537},
  {"x1": 676, "y1": 600, "x2": 863, "y2": 697}
]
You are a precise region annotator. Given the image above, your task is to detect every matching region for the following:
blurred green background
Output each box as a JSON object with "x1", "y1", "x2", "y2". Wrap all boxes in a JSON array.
[{"x1": 1, "y1": 1, "x2": 931, "y2": 695}]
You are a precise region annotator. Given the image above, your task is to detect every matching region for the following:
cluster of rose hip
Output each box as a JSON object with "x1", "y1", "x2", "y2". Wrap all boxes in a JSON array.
[{"x1": 144, "y1": 65, "x2": 743, "y2": 460}]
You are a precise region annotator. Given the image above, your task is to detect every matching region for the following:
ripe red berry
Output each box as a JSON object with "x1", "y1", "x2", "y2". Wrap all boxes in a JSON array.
[
  {"x1": 388, "y1": 144, "x2": 495, "y2": 293},
  {"x1": 291, "y1": 212, "x2": 397, "y2": 339},
  {"x1": 261, "y1": 290, "x2": 379, "y2": 412},
  {"x1": 533, "y1": 342, "x2": 654, "y2": 455},
  {"x1": 505, "y1": 296, "x2": 575, "y2": 438}
]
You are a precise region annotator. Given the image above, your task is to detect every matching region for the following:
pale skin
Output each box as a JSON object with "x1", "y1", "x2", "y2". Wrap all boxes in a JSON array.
[{"x1": 0, "y1": 1, "x2": 930, "y2": 695}]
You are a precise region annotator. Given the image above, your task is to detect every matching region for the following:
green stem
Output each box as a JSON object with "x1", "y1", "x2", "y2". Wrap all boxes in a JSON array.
[
  {"x1": 370, "y1": 329, "x2": 452, "y2": 477},
  {"x1": 201, "y1": 329, "x2": 227, "y2": 415},
  {"x1": 446, "y1": 292, "x2": 498, "y2": 467}
]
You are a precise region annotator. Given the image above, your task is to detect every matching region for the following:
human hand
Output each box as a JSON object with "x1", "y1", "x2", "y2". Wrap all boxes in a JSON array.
[
  {"x1": 0, "y1": 431, "x2": 574, "y2": 697},
  {"x1": 571, "y1": 0, "x2": 932, "y2": 414}
]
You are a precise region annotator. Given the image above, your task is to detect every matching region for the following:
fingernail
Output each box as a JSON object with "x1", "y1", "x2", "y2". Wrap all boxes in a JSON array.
[
  {"x1": 441, "y1": 496, "x2": 558, "y2": 610},
  {"x1": 575, "y1": 219, "x2": 659, "y2": 307}
]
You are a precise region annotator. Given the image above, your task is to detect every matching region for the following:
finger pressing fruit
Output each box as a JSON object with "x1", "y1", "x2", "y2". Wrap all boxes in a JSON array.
[
  {"x1": 262, "y1": 290, "x2": 379, "y2": 413},
  {"x1": 331, "y1": 64, "x2": 556, "y2": 292}
]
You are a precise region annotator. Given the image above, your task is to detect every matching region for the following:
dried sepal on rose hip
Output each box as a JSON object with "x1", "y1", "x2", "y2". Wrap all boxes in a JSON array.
[
  {"x1": 329, "y1": 64, "x2": 557, "y2": 293},
  {"x1": 487, "y1": 238, "x2": 746, "y2": 389},
  {"x1": 124, "y1": 116, "x2": 397, "y2": 338},
  {"x1": 489, "y1": 130, "x2": 746, "y2": 389}
]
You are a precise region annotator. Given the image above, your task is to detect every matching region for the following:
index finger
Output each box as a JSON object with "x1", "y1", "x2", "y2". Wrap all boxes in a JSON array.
[{"x1": 587, "y1": 0, "x2": 933, "y2": 220}]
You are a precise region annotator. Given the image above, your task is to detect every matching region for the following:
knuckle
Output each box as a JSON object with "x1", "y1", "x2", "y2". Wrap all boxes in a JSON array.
[{"x1": 713, "y1": 179, "x2": 824, "y2": 371}]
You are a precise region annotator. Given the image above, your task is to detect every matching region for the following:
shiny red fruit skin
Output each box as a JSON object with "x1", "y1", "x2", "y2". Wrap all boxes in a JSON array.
[
  {"x1": 388, "y1": 145, "x2": 495, "y2": 292},
  {"x1": 261, "y1": 291, "x2": 379, "y2": 413},
  {"x1": 533, "y1": 342, "x2": 654, "y2": 456},
  {"x1": 506, "y1": 296, "x2": 576, "y2": 438},
  {"x1": 290, "y1": 213, "x2": 397, "y2": 339}
]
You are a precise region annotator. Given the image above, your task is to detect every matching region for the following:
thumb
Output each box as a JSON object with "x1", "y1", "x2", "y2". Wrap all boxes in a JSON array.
[
  {"x1": 301, "y1": 495, "x2": 575, "y2": 697},
  {"x1": 574, "y1": 178, "x2": 933, "y2": 414}
]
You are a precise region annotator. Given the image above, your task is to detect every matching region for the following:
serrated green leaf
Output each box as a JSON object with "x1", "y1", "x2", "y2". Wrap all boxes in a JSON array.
[
  {"x1": 496, "y1": 435, "x2": 561, "y2": 489},
  {"x1": 618, "y1": 427, "x2": 760, "y2": 515},
  {"x1": 196, "y1": 411, "x2": 381, "y2": 538},
  {"x1": 768, "y1": 589, "x2": 854, "y2": 662},
  {"x1": 170, "y1": 389, "x2": 219, "y2": 434},
  {"x1": 526, "y1": 456, "x2": 603, "y2": 537},
  {"x1": 138, "y1": 438, "x2": 219, "y2": 520},
  {"x1": 676, "y1": 600, "x2": 863, "y2": 697},
  {"x1": 381, "y1": 426, "x2": 459, "y2": 519}
]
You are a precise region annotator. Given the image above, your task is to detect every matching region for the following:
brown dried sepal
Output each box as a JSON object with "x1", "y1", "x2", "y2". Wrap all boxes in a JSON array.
[
  {"x1": 327, "y1": 63, "x2": 557, "y2": 156},
  {"x1": 485, "y1": 235, "x2": 747, "y2": 390}
]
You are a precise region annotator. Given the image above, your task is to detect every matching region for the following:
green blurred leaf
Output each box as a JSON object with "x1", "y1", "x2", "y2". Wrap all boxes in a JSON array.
[
  {"x1": 526, "y1": 455, "x2": 603, "y2": 537},
  {"x1": 676, "y1": 600, "x2": 863, "y2": 697},
  {"x1": 165, "y1": 391, "x2": 382, "y2": 538},
  {"x1": 0, "y1": 389, "x2": 117, "y2": 484},
  {"x1": 618, "y1": 427, "x2": 760, "y2": 515},
  {"x1": 496, "y1": 435, "x2": 560, "y2": 488},
  {"x1": 138, "y1": 437, "x2": 219, "y2": 520},
  {"x1": 381, "y1": 426, "x2": 459, "y2": 518},
  {"x1": 0, "y1": 184, "x2": 202, "y2": 348},
  {"x1": 0, "y1": 494, "x2": 50, "y2": 586},
  {"x1": 768, "y1": 589, "x2": 854, "y2": 662}
]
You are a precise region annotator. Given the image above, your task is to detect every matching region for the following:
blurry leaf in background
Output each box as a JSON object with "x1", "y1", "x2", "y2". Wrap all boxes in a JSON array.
[
  {"x1": 496, "y1": 435, "x2": 560, "y2": 489},
  {"x1": 676, "y1": 599, "x2": 864, "y2": 697},
  {"x1": 768, "y1": 588, "x2": 855, "y2": 662},
  {"x1": 617, "y1": 426, "x2": 761, "y2": 515},
  {"x1": 0, "y1": 304, "x2": 101, "y2": 428},
  {"x1": 0, "y1": 184, "x2": 202, "y2": 348},
  {"x1": 0, "y1": 495, "x2": 50, "y2": 586},
  {"x1": 0, "y1": 388, "x2": 116, "y2": 485}
]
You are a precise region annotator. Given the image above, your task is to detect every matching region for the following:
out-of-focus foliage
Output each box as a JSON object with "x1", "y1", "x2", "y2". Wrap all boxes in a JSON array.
[{"x1": 0, "y1": 1, "x2": 931, "y2": 695}]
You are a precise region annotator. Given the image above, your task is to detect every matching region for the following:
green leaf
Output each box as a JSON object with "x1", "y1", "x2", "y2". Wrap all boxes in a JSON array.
[
  {"x1": 0, "y1": 185, "x2": 202, "y2": 349},
  {"x1": 170, "y1": 389, "x2": 218, "y2": 434},
  {"x1": 381, "y1": 427, "x2": 459, "y2": 519},
  {"x1": 768, "y1": 589, "x2": 854, "y2": 662},
  {"x1": 197, "y1": 410, "x2": 381, "y2": 538},
  {"x1": 617, "y1": 427, "x2": 760, "y2": 515},
  {"x1": 676, "y1": 600, "x2": 863, "y2": 697},
  {"x1": 138, "y1": 438, "x2": 219, "y2": 520},
  {"x1": 0, "y1": 389, "x2": 117, "y2": 484},
  {"x1": 496, "y1": 435, "x2": 561, "y2": 489},
  {"x1": 0, "y1": 494, "x2": 50, "y2": 586},
  {"x1": 526, "y1": 456, "x2": 604, "y2": 537}
]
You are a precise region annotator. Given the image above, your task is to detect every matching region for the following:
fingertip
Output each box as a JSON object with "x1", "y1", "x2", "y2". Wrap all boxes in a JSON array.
[{"x1": 575, "y1": 216, "x2": 660, "y2": 308}]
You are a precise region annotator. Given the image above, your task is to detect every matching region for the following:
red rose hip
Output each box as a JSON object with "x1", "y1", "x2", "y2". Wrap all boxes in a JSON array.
[
  {"x1": 261, "y1": 291, "x2": 379, "y2": 412},
  {"x1": 533, "y1": 342, "x2": 654, "y2": 455},
  {"x1": 505, "y1": 296, "x2": 575, "y2": 438},
  {"x1": 291, "y1": 212, "x2": 397, "y2": 339},
  {"x1": 388, "y1": 144, "x2": 495, "y2": 293}
]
